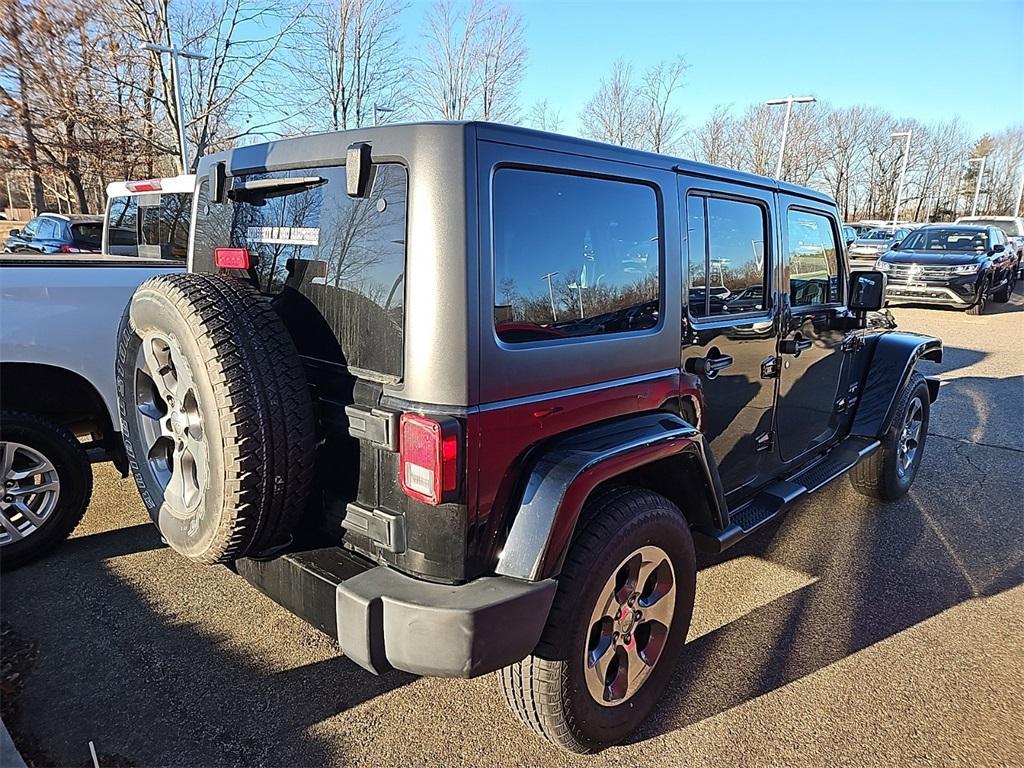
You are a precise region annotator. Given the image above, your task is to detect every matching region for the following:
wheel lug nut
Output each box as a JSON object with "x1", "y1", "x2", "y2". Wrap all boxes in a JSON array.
[
  {"x1": 3, "y1": 496, "x2": 12, "y2": 503},
  {"x1": 3, "y1": 480, "x2": 13, "y2": 488}
]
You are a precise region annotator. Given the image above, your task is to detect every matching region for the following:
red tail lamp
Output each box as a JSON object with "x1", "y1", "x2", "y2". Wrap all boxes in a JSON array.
[{"x1": 399, "y1": 413, "x2": 459, "y2": 505}]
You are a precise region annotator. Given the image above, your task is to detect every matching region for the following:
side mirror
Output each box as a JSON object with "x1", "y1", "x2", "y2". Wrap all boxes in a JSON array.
[
  {"x1": 849, "y1": 270, "x2": 887, "y2": 311},
  {"x1": 992, "y1": 243, "x2": 1005, "y2": 254},
  {"x1": 8, "y1": 229, "x2": 19, "y2": 238}
]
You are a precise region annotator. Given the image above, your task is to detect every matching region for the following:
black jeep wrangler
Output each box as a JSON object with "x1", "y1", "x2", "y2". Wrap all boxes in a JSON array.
[{"x1": 117, "y1": 123, "x2": 941, "y2": 753}]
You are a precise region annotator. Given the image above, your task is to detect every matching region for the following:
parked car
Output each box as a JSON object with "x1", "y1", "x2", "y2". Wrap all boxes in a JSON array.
[
  {"x1": 847, "y1": 226, "x2": 913, "y2": 263},
  {"x1": 845, "y1": 222, "x2": 875, "y2": 238},
  {"x1": 842, "y1": 224, "x2": 858, "y2": 246},
  {"x1": 955, "y1": 215, "x2": 1024, "y2": 276},
  {"x1": 116, "y1": 123, "x2": 940, "y2": 754},
  {"x1": 877, "y1": 224, "x2": 1017, "y2": 315},
  {"x1": 3, "y1": 212, "x2": 103, "y2": 254},
  {"x1": 0, "y1": 178, "x2": 191, "y2": 570}
]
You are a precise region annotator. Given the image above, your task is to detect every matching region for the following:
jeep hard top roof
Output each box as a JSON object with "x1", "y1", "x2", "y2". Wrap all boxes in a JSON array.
[{"x1": 195, "y1": 121, "x2": 835, "y2": 207}]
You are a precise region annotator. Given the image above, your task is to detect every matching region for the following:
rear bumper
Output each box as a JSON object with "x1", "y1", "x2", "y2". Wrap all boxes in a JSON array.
[{"x1": 236, "y1": 548, "x2": 556, "y2": 678}]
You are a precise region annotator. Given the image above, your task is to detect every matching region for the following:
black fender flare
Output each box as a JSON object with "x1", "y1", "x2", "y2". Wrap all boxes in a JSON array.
[
  {"x1": 494, "y1": 411, "x2": 726, "y2": 582},
  {"x1": 850, "y1": 331, "x2": 942, "y2": 439}
]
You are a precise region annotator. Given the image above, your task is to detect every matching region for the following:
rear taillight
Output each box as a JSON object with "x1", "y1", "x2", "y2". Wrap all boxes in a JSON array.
[
  {"x1": 399, "y1": 413, "x2": 459, "y2": 505},
  {"x1": 214, "y1": 247, "x2": 250, "y2": 269},
  {"x1": 59, "y1": 245, "x2": 84, "y2": 253}
]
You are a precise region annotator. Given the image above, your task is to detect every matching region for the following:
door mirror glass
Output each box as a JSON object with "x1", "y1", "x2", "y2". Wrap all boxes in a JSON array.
[{"x1": 849, "y1": 270, "x2": 887, "y2": 311}]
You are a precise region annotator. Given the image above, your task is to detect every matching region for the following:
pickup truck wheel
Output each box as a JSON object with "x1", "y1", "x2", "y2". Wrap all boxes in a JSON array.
[
  {"x1": 850, "y1": 372, "x2": 930, "y2": 501},
  {"x1": 498, "y1": 487, "x2": 696, "y2": 753},
  {"x1": 0, "y1": 412, "x2": 92, "y2": 570},
  {"x1": 992, "y1": 274, "x2": 1013, "y2": 303},
  {"x1": 117, "y1": 273, "x2": 316, "y2": 564}
]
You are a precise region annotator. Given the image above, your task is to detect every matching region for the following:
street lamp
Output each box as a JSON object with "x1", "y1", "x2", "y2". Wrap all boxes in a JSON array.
[
  {"x1": 967, "y1": 156, "x2": 987, "y2": 217},
  {"x1": 373, "y1": 104, "x2": 394, "y2": 126},
  {"x1": 891, "y1": 130, "x2": 912, "y2": 226},
  {"x1": 141, "y1": 42, "x2": 208, "y2": 173},
  {"x1": 765, "y1": 95, "x2": 816, "y2": 179}
]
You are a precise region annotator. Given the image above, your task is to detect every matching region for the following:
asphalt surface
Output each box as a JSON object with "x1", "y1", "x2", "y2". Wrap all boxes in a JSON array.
[{"x1": 2, "y1": 294, "x2": 1022, "y2": 767}]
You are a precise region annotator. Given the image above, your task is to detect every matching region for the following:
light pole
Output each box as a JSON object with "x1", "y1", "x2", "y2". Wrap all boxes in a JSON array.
[
  {"x1": 373, "y1": 104, "x2": 394, "y2": 126},
  {"x1": 1014, "y1": 171, "x2": 1023, "y2": 217},
  {"x1": 967, "y1": 156, "x2": 987, "y2": 217},
  {"x1": 891, "y1": 130, "x2": 912, "y2": 226},
  {"x1": 541, "y1": 271, "x2": 559, "y2": 322},
  {"x1": 765, "y1": 95, "x2": 816, "y2": 179},
  {"x1": 141, "y1": 42, "x2": 208, "y2": 173}
]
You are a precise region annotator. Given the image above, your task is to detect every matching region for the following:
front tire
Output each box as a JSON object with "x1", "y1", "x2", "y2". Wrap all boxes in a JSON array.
[
  {"x1": 966, "y1": 278, "x2": 989, "y2": 315},
  {"x1": 499, "y1": 487, "x2": 696, "y2": 753},
  {"x1": 0, "y1": 412, "x2": 92, "y2": 570},
  {"x1": 850, "y1": 372, "x2": 930, "y2": 501}
]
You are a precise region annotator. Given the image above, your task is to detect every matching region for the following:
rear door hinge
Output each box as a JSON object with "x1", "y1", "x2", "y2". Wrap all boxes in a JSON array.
[{"x1": 754, "y1": 431, "x2": 774, "y2": 452}]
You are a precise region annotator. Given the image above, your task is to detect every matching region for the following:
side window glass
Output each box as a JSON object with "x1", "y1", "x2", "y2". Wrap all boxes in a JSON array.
[
  {"x1": 493, "y1": 168, "x2": 661, "y2": 343},
  {"x1": 787, "y1": 209, "x2": 840, "y2": 307},
  {"x1": 107, "y1": 196, "x2": 140, "y2": 254},
  {"x1": 36, "y1": 219, "x2": 57, "y2": 240},
  {"x1": 686, "y1": 193, "x2": 768, "y2": 318}
]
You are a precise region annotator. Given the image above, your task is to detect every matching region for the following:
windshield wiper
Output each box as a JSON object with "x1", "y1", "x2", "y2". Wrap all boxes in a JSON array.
[{"x1": 228, "y1": 176, "x2": 326, "y2": 203}]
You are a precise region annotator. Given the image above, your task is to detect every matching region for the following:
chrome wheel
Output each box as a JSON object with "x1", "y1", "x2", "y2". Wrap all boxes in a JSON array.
[
  {"x1": 896, "y1": 396, "x2": 924, "y2": 478},
  {"x1": 584, "y1": 545, "x2": 676, "y2": 706},
  {"x1": 134, "y1": 332, "x2": 208, "y2": 519},
  {"x1": 0, "y1": 442, "x2": 60, "y2": 546}
]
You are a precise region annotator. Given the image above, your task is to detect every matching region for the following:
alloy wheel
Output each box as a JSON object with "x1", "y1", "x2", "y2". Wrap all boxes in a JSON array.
[
  {"x1": 133, "y1": 332, "x2": 208, "y2": 518},
  {"x1": 584, "y1": 545, "x2": 676, "y2": 706},
  {"x1": 896, "y1": 396, "x2": 924, "y2": 478},
  {"x1": 0, "y1": 442, "x2": 61, "y2": 546}
]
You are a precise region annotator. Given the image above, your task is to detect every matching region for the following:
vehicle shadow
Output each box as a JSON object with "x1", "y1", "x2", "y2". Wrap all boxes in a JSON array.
[
  {"x1": 0, "y1": 515, "x2": 415, "y2": 767},
  {"x1": 631, "y1": 373, "x2": 1022, "y2": 746}
]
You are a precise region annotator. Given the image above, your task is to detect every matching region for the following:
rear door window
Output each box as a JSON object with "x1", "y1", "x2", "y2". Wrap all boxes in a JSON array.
[
  {"x1": 492, "y1": 168, "x2": 661, "y2": 343},
  {"x1": 192, "y1": 164, "x2": 408, "y2": 379},
  {"x1": 687, "y1": 194, "x2": 768, "y2": 318}
]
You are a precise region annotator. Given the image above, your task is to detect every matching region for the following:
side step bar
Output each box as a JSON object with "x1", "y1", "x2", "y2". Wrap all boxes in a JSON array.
[{"x1": 693, "y1": 436, "x2": 880, "y2": 554}]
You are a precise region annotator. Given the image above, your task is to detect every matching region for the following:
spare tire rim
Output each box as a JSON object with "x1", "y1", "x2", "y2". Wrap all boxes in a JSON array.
[
  {"x1": 897, "y1": 396, "x2": 924, "y2": 478},
  {"x1": 134, "y1": 332, "x2": 208, "y2": 518},
  {"x1": 584, "y1": 544, "x2": 676, "y2": 707},
  {"x1": 0, "y1": 442, "x2": 61, "y2": 546}
]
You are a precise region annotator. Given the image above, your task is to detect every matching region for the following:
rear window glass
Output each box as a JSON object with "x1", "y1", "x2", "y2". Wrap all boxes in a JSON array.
[
  {"x1": 192, "y1": 164, "x2": 407, "y2": 379},
  {"x1": 107, "y1": 193, "x2": 190, "y2": 259},
  {"x1": 492, "y1": 168, "x2": 661, "y2": 344},
  {"x1": 71, "y1": 222, "x2": 102, "y2": 246}
]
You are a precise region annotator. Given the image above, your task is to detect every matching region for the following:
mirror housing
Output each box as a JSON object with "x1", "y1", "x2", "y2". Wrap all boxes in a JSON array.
[
  {"x1": 849, "y1": 270, "x2": 887, "y2": 312},
  {"x1": 992, "y1": 243, "x2": 1005, "y2": 254},
  {"x1": 8, "y1": 229, "x2": 19, "y2": 238}
]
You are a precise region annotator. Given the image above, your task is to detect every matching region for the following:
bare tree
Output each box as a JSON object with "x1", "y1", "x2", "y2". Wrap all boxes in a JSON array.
[
  {"x1": 412, "y1": 0, "x2": 525, "y2": 121},
  {"x1": 579, "y1": 57, "x2": 688, "y2": 152},
  {"x1": 294, "y1": 0, "x2": 408, "y2": 131},
  {"x1": 526, "y1": 99, "x2": 562, "y2": 132},
  {"x1": 639, "y1": 56, "x2": 688, "y2": 153}
]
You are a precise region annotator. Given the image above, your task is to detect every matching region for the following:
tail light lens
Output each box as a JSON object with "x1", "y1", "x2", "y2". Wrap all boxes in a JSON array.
[
  {"x1": 215, "y1": 247, "x2": 250, "y2": 269},
  {"x1": 59, "y1": 245, "x2": 85, "y2": 253},
  {"x1": 399, "y1": 413, "x2": 459, "y2": 505}
]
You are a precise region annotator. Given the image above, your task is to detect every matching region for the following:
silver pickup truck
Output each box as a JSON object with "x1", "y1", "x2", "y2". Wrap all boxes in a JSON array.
[{"x1": 0, "y1": 175, "x2": 193, "y2": 569}]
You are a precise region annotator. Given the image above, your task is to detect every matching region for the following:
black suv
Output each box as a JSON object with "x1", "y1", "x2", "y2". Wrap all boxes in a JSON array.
[
  {"x1": 3, "y1": 212, "x2": 103, "y2": 254},
  {"x1": 878, "y1": 224, "x2": 1017, "y2": 315},
  {"x1": 116, "y1": 123, "x2": 941, "y2": 753}
]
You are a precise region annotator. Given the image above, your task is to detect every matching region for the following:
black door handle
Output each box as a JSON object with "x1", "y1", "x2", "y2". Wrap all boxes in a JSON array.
[
  {"x1": 781, "y1": 337, "x2": 813, "y2": 357},
  {"x1": 688, "y1": 353, "x2": 734, "y2": 379}
]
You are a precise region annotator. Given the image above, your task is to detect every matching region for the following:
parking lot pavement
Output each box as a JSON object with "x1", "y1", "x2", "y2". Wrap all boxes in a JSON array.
[{"x1": 2, "y1": 294, "x2": 1022, "y2": 768}]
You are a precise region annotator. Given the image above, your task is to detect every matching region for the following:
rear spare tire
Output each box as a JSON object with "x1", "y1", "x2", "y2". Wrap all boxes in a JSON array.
[{"x1": 117, "y1": 273, "x2": 316, "y2": 564}]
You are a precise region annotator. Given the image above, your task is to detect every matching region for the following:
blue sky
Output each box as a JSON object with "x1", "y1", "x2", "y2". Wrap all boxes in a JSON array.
[{"x1": 406, "y1": 0, "x2": 1023, "y2": 136}]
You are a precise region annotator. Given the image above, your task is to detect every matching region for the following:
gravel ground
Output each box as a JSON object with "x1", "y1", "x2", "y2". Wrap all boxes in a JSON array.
[{"x1": 2, "y1": 294, "x2": 1022, "y2": 767}]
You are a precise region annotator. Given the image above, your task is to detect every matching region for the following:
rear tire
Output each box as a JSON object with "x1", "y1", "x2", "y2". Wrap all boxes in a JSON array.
[
  {"x1": 850, "y1": 372, "x2": 929, "y2": 501},
  {"x1": 498, "y1": 487, "x2": 696, "y2": 753},
  {"x1": 117, "y1": 273, "x2": 316, "y2": 564},
  {"x1": 0, "y1": 412, "x2": 92, "y2": 570}
]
